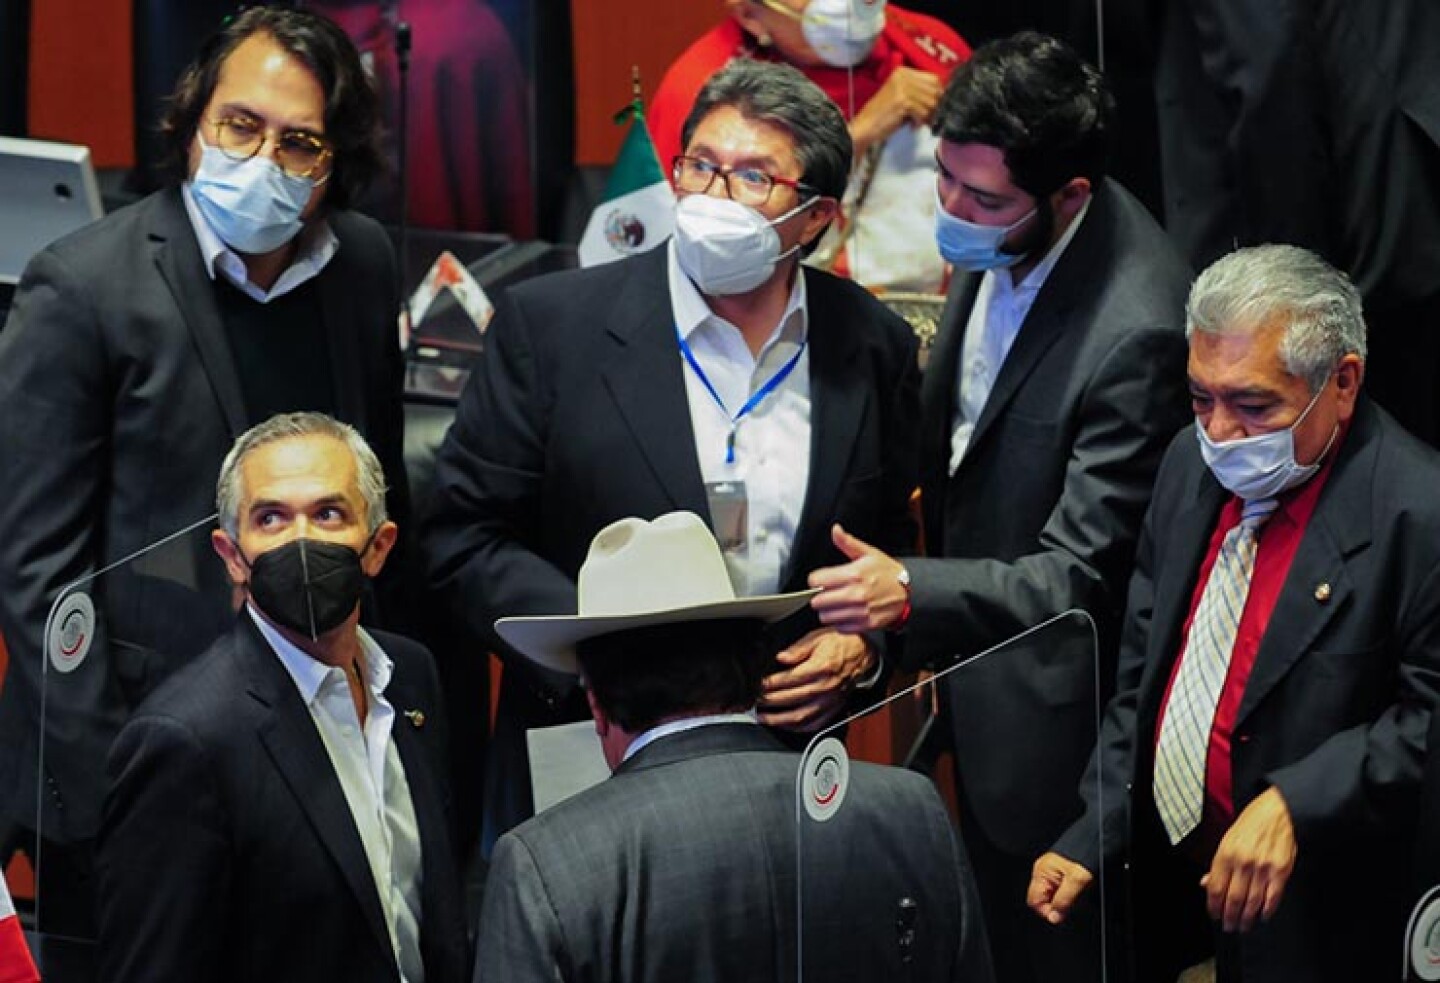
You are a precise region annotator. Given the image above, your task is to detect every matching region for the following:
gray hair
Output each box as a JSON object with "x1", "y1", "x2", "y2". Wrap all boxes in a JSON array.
[
  {"x1": 216, "y1": 412, "x2": 388, "y2": 538},
  {"x1": 1186, "y1": 244, "x2": 1367, "y2": 392},
  {"x1": 679, "y1": 59, "x2": 853, "y2": 201}
]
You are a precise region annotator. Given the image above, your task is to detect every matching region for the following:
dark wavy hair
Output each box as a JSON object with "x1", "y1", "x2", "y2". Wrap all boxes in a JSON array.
[
  {"x1": 158, "y1": 6, "x2": 383, "y2": 211},
  {"x1": 934, "y1": 31, "x2": 1114, "y2": 198},
  {"x1": 576, "y1": 619, "x2": 767, "y2": 734}
]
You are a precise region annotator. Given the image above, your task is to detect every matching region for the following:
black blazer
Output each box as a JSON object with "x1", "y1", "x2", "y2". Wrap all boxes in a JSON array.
[
  {"x1": 476, "y1": 723, "x2": 994, "y2": 983},
  {"x1": 96, "y1": 617, "x2": 470, "y2": 983},
  {"x1": 422, "y1": 245, "x2": 920, "y2": 842},
  {"x1": 1055, "y1": 399, "x2": 1440, "y2": 983},
  {"x1": 904, "y1": 179, "x2": 1192, "y2": 853},
  {"x1": 0, "y1": 188, "x2": 408, "y2": 842}
]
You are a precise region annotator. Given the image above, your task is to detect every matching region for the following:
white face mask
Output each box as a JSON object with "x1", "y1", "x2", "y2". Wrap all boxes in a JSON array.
[
  {"x1": 673, "y1": 193, "x2": 816, "y2": 296},
  {"x1": 1195, "y1": 381, "x2": 1337, "y2": 500},
  {"x1": 801, "y1": 0, "x2": 887, "y2": 68},
  {"x1": 190, "y1": 138, "x2": 315, "y2": 255}
]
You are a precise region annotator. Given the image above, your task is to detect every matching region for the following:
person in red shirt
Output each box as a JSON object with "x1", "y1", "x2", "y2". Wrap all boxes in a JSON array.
[
  {"x1": 1029, "y1": 245, "x2": 1440, "y2": 983},
  {"x1": 649, "y1": 0, "x2": 969, "y2": 293}
]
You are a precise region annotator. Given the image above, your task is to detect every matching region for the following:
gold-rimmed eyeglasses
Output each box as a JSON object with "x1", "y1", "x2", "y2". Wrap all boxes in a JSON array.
[
  {"x1": 672, "y1": 155, "x2": 815, "y2": 207},
  {"x1": 208, "y1": 116, "x2": 333, "y2": 182}
]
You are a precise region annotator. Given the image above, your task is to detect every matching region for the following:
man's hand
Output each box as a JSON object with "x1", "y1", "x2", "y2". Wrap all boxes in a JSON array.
[
  {"x1": 809, "y1": 524, "x2": 910, "y2": 633},
  {"x1": 757, "y1": 628, "x2": 875, "y2": 731},
  {"x1": 1027, "y1": 852, "x2": 1095, "y2": 925},
  {"x1": 1202, "y1": 786, "x2": 1297, "y2": 933},
  {"x1": 849, "y1": 67, "x2": 945, "y2": 157}
]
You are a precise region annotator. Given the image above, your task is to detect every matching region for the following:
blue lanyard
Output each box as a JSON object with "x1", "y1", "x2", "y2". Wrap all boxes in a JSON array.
[{"x1": 677, "y1": 326, "x2": 807, "y2": 464}]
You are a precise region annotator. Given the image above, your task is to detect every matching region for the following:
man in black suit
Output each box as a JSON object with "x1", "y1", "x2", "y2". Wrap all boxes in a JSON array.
[
  {"x1": 475, "y1": 510, "x2": 993, "y2": 983},
  {"x1": 1156, "y1": 0, "x2": 1440, "y2": 445},
  {"x1": 97, "y1": 412, "x2": 468, "y2": 983},
  {"x1": 1030, "y1": 245, "x2": 1440, "y2": 983},
  {"x1": 808, "y1": 32, "x2": 1190, "y2": 983},
  {"x1": 0, "y1": 7, "x2": 407, "y2": 934},
  {"x1": 423, "y1": 59, "x2": 920, "y2": 852}
]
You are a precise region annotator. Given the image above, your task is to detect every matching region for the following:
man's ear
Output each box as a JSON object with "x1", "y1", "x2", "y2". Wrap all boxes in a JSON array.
[
  {"x1": 799, "y1": 196, "x2": 840, "y2": 247},
  {"x1": 1048, "y1": 176, "x2": 1092, "y2": 228},
  {"x1": 360, "y1": 520, "x2": 399, "y2": 577},
  {"x1": 211, "y1": 528, "x2": 249, "y2": 588},
  {"x1": 1333, "y1": 352, "x2": 1364, "y2": 422},
  {"x1": 585, "y1": 685, "x2": 609, "y2": 739},
  {"x1": 726, "y1": 0, "x2": 770, "y2": 45}
]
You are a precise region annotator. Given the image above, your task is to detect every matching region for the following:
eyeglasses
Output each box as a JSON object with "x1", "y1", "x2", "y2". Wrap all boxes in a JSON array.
[
  {"x1": 208, "y1": 116, "x2": 333, "y2": 181},
  {"x1": 672, "y1": 155, "x2": 814, "y2": 207}
]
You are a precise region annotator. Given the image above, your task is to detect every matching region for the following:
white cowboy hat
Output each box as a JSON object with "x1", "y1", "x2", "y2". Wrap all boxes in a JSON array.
[{"x1": 495, "y1": 511, "x2": 816, "y2": 674}]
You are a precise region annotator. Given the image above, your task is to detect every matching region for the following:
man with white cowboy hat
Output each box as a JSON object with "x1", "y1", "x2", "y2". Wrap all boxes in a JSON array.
[{"x1": 472, "y1": 511, "x2": 994, "y2": 983}]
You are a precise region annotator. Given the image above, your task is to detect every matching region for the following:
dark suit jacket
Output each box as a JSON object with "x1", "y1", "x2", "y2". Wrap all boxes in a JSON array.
[
  {"x1": 96, "y1": 617, "x2": 470, "y2": 983},
  {"x1": 904, "y1": 179, "x2": 1191, "y2": 853},
  {"x1": 422, "y1": 246, "x2": 920, "y2": 845},
  {"x1": 1157, "y1": 0, "x2": 1440, "y2": 310},
  {"x1": 1054, "y1": 399, "x2": 1440, "y2": 983},
  {"x1": 0, "y1": 187, "x2": 408, "y2": 842},
  {"x1": 475, "y1": 723, "x2": 994, "y2": 983}
]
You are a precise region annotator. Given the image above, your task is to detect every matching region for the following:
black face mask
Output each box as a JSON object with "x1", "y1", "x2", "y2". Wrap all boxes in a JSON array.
[{"x1": 242, "y1": 536, "x2": 370, "y2": 641}]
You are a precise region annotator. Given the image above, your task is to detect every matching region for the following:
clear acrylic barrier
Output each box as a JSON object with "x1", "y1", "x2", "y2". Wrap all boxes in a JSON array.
[
  {"x1": 30, "y1": 513, "x2": 231, "y2": 943},
  {"x1": 795, "y1": 610, "x2": 1111, "y2": 982}
]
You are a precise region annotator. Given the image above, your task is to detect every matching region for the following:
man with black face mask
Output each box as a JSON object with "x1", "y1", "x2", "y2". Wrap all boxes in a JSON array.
[
  {"x1": 804, "y1": 31, "x2": 1191, "y2": 983},
  {"x1": 96, "y1": 412, "x2": 468, "y2": 983},
  {"x1": 1031, "y1": 245, "x2": 1440, "y2": 983},
  {"x1": 0, "y1": 6, "x2": 409, "y2": 938}
]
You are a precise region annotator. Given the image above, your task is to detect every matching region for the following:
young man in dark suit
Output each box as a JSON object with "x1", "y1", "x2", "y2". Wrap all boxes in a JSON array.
[
  {"x1": 1031, "y1": 245, "x2": 1440, "y2": 983},
  {"x1": 0, "y1": 7, "x2": 409, "y2": 936},
  {"x1": 423, "y1": 59, "x2": 920, "y2": 853},
  {"x1": 475, "y1": 511, "x2": 993, "y2": 983},
  {"x1": 807, "y1": 31, "x2": 1192, "y2": 982},
  {"x1": 97, "y1": 413, "x2": 468, "y2": 983}
]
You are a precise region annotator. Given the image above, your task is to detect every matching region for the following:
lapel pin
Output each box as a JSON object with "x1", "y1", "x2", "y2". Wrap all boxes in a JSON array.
[
  {"x1": 1313, "y1": 583, "x2": 1332, "y2": 604},
  {"x1": 403, "y1": 709, "x2": 426, "y2": 729}
]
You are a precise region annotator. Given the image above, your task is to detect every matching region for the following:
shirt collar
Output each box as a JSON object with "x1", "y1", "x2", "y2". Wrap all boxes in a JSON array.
[
  {"x1": 622, "y1": 709, "x2": 759, "y2": 764},
  {"x1": 181, "y1": 181, "x2": 338, "y2": 304},
  {"x1": 247, "y1": 603, "x2": 392, "y2": 706},
  {"x1": 992, "y1": 195, "x2": 1092, "y2": 300},
  {"x1": 666, "y1": 238, "x2": 809, "y2": 350}
]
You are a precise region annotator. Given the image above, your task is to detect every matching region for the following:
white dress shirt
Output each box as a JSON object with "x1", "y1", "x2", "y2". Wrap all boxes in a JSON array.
[
  {"x1": 182, "y1": 182, "x2": 338, "y2": 303},
  {"x1": 668, "y1": 240, "x2": 812, "y2": 597},
  {"x1": 949, "y1": 198, "x2": 1092, "y2": 474},
  {"x1": 250, "y1": 606, "x2": 426, "y2": 983}
]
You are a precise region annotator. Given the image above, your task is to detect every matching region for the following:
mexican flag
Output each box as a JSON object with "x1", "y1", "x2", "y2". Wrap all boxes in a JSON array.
[
  {"x1": 0, "y1": 873, "x2": 38, "y2": 983},
  {"x1": 578, "y1": 100, "x2": 675, "y2": 268}
]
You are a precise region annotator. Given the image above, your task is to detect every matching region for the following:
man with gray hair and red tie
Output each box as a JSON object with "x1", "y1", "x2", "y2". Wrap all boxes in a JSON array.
[{"x1": 1028, "y1": 244, "x2": 1440, "y2": 983}]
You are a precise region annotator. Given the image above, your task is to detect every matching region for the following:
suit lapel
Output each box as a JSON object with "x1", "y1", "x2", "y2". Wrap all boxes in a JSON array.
[
  {"x1": 962, "y1": 190, "x2": 1120, "y2": 459},
  {"x1": 316, "y1": 225, "x2": 366, "y2": 431},
  {"x1": 150, "y1": 188, "x2": 248, "y2": 436},
  {"x1": 237, "y1": 618, "x2": 394, "y2": 960},
  {"x1": 920, "y1": 272, "x2": 978, "y2": 477},
  {"x1": 386, "y1": 672, "x2": 455, "y2": 966},
  {"x1": 1236, "y1": 410, "x2": 1376, "y2": 727},
  {"x1": 600, "y1": 250, "x2": 710, "y2": 515},
  {"x1": 1139, "y1": 456, "x2": 1228, "y2": 725},
  {"x1": 786, "y1": 276, "x2": 868, "y2": 588}
]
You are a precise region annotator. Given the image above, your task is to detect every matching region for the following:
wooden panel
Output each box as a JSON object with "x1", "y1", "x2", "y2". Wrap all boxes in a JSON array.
[
  {"x1": 570, "y1": 0, "x2": 718, "y2": 165},
  {"x1": 28, "y1": 0, "x2": 134, "y2": 166}
]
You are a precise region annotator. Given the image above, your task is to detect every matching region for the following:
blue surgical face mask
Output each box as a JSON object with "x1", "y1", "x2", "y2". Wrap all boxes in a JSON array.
[
  {"x1": 1195, "y1": 380, "x2": 1337, "y2": 500},
  {"x1": 190, "y1": 138, "x2": 316, "y2": 255},
  {"x1": 933, "y1": 186, "x2": 1037, "y2": 271}
]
